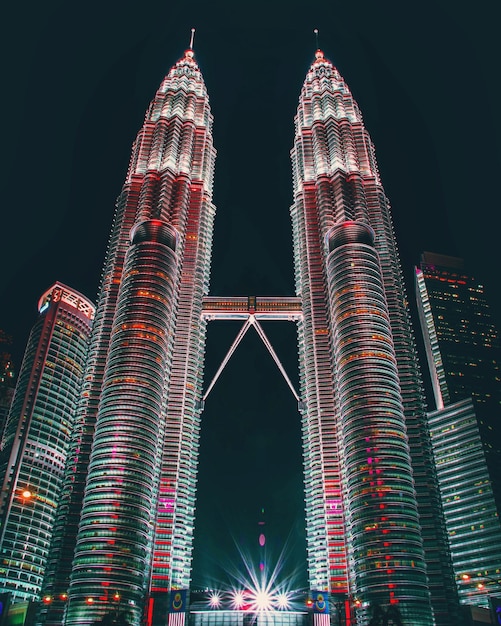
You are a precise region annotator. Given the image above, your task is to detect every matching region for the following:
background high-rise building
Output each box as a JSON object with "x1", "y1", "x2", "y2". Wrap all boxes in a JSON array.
[
  {"x1": 415, "y1": 253, "x2": 501, "y2": 499},
  {"x1": 415, "y1": 252, "x2": 501, "y2": 606},
  {"x1": 0, "y1": 283, "x2": 94, "y2": 602},
  {"x1": 426, "y1": 398, "x2": 501, "y2": 609}
]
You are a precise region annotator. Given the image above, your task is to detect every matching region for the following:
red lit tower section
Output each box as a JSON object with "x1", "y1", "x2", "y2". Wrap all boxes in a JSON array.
[{"x1": 291, "y1": 50, "x2": 457, "y2": 624}]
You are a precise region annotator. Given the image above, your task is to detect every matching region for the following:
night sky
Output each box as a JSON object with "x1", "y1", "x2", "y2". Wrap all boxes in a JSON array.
[{"x1": 1, "y1": 0, "x2": 500, "y2": 591}]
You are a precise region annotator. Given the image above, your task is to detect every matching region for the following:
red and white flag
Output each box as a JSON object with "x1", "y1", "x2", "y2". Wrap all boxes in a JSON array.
[
  {"x1": 314, "y1": 613, "x2": 330, "y2": 626},
  {"x1": 168, "y1": 612, "x2": 185, "y2": 626}
]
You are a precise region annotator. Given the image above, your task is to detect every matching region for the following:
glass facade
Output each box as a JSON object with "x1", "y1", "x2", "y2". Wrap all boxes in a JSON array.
[
  {"x1": 0, "y1": 283, "x2": 94, "y2": 601},
  {"x1": 415, "y1": 252, "x2": 501, "y2": 608},
  {"x1": 188, "y1": 610, "x2": 308, "y2": 626},
  {"x1": 427, "y1": 399, "x2": 501, "y2": 608}
]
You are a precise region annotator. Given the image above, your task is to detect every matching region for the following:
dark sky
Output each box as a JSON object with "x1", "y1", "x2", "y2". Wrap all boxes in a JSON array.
[{"x1": 1, "y1": 0, "x2": 500, "y2": 591}]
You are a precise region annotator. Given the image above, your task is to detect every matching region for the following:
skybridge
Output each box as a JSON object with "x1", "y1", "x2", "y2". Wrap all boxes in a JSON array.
[{"x1": 201, "y1": 296, "x2": 303, "y2": 405}]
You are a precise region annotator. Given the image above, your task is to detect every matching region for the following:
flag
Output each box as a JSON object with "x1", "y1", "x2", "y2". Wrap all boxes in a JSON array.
[
  {"x1": 169, "y1": 590, "x2": 187, "y2": 613},
  {"x1": 168, "y1": 589, "x2": 187, "y2": 626}
]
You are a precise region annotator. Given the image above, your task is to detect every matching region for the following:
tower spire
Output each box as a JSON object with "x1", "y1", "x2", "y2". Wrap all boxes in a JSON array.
[
  {"x1": 189, "y1": 27, "x2": 195, "y2": 50},
  {"x1": 313, "y1": 28, "x2": 319, "y2": 50}
]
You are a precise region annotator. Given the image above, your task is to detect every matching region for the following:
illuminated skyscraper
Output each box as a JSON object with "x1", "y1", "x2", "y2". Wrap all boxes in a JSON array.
[
  {"x1": 290, "y1": 50, "x2": 457, "y2": 624},
  {"x1": 41, "y1": 43, "x2": 216, "y2": 626},
  {"x1": 0, "y1": 283, "x2": 94, "y2": 601},
  {"x1": 38, "y1": 45, "x2": 460, "y2": 626},
  {"x1": 415, "y1": 252, "x2": 501, "y2": 606}
]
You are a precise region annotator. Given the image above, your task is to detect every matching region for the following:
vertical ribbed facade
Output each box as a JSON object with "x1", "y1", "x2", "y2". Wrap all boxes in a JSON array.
[
  {"x1": 0, "y1": 283, "x2": 94, "y2": 601},
  {"x1": 326, "y1": 223, "x2": 430, "y2": 622},
  {"x1": 290, "y1": 50, "x2": 457, "y2": 624},
  {"x1": 67, "y1": 221, "x2": 179, "y2": 625},
  {"x1": 41, "y1": 48, "x2": 216, "y2": 626}
]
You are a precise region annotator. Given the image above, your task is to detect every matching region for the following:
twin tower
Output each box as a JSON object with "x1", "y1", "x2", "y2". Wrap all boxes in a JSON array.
[{"x1": 40, "y1": 45, "x2": 457, "y2": 625}]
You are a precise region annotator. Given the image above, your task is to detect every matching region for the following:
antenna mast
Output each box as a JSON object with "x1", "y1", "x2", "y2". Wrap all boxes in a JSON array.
[{"x1": 314, "y1": 28, "x2": 319, "y2": 49}]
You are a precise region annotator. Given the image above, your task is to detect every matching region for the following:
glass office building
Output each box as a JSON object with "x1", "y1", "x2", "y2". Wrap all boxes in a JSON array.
[
  {"x1": 0, "y1": 283, "x2": 94, "y2": 601},
  {"x1": 416, "y1": 252, "x2": 501, "y2": 607}
]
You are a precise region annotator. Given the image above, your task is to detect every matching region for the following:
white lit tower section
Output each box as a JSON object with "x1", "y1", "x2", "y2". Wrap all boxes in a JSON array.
[
  {"x1": 43, "y1": 47, "x2": 216, "y2": 626},
  {"x1": 290, "y1": 50, "x2": 456, "y2": 624}
]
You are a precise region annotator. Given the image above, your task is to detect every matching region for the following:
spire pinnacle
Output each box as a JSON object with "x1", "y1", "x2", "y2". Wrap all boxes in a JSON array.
[
  {"x1": 314, "y1": 28, "x2": 319, "y2": 50},
  {"x1": 189, "y1": 28, "x2": 195, "y2": 50},
  {"x1": 313, "y1": 29, "x2": 325, "y2": 63}
]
